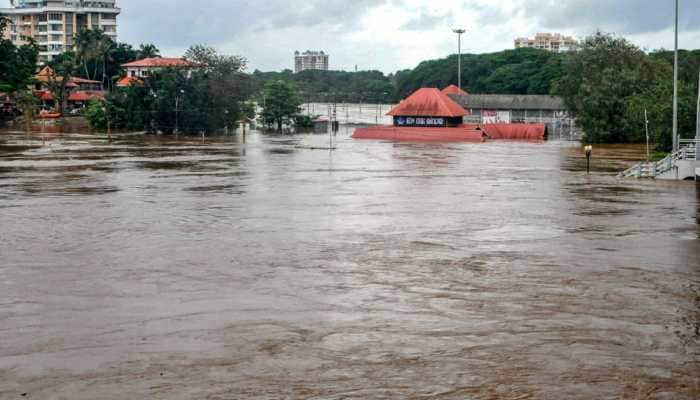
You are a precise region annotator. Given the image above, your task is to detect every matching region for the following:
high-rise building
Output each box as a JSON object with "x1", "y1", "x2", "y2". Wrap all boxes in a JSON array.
[
  {"x1": 0, "y1": 0, "x2": 120, "y2": 64},
  {"x1": 294, "y1": 50, "x2": 329, "y2": 73},
  {"x1": 514, "y1": 33, "x2": 578, "y2": 52}
]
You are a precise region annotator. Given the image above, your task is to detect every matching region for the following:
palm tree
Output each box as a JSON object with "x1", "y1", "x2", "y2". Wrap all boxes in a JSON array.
[
  {"x1": 74, "y1": 28, "x2": 94, "y2": 79},
  {"x1": 138, "y1": 44, "x2": 160, "y2": 59}
]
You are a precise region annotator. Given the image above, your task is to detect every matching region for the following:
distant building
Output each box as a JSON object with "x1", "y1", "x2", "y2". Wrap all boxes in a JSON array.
[
  {"x1": 121, "y1": 57, "x2": 197, "y2": 79},
  {"x1": 447, "y1": 92, "x2": 580, "y2": 140},
  {"x1": 0, "y1": 0, "x2": 120, "y2": 64},
  {"x1": 514, "y1": 33, "x2": 578, "y2": 52},
  {"x1": 294, "y1": 50, "x2": 329, "y2": 73}
]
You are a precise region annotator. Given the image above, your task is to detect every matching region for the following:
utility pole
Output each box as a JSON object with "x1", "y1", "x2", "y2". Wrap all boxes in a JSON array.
[
  {"x1": 175, "y1": 89, "x2": 184, "y2": 135},
  {"x1": 453, "y1": 29, "x2": 466, "y2": 90},
  {"x1": 645, "y1": 108, "x2": 650, "y2": 161},
  {"x1": 696, "y1": 69, "x2": 699, "y2": 143},
  {"x1": 672, "y1": 0, "x2": 679, "y2": 153}
]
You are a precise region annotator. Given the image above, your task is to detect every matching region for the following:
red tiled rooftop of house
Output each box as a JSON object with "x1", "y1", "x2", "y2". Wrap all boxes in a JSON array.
[
  {"x1": 387, "y1": 88, "x2": 469, "y2": 118},
  {"x1": 71, "y1": 77, "x2": 102, "y2": 85},
  {"x1": 68, "y1": 91, "x2": 106, "y2": 102},
  {"x1": 116, "y1": 76, "x2": 144, "y2": 87},
  {"x1": 121, "y1": 57, "x2": 196, "y2": 68}
]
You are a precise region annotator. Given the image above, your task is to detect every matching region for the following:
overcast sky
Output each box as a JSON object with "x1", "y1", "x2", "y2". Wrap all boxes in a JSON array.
[{"x1": 11, "y1": 0, "x2": 700, "y2": 73}]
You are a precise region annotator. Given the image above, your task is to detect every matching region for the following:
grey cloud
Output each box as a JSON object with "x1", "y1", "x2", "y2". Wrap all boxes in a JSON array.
[
  {"x1": 521, "y1": 0, "x2": 700, "y2": 35},
  {"x1": 119, "y1": 0, "x2": 387, "y2": 48},
  {"x1": 400, "y1": 12, "x2": 453, "y2": 31}
]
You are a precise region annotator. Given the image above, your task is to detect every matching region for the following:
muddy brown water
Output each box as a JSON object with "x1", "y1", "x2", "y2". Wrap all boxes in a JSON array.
[{"x1": 0, "y1": 128, "x2": 698, "y2": 399}]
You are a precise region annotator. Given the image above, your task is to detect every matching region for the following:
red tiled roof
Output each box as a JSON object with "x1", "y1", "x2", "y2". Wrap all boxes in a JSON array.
[
  {"x1": 37, "y1": 90, "x2": 53, "y2": 101},
  {"x1": 121, "y1": 57, "x2": 195, "y2": 68},
  {"x1": 68, "y1": 91, "x2": 106, "y2": 102},
  {"x1": 71, "y1": 77, "x2": 102, "y2": 84},
  {"x1": 442, "y1": 85, "x2": 469, "y2": 96},
  {"x1": 387, "y1": 88, "x2": 469, "y2": 118},
  {"x1": 116, "y1": 76, "x2": 144, "y2": 87},
  {"x1": 37, "y1": 66, "x2": 55, "y2": 77}
]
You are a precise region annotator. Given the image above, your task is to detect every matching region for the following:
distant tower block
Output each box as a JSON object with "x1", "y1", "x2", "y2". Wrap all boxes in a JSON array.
[
  {"x1": 514, "y1": 33, "x2": 578, "y2": 52},
  {"x1": 294, "y1": 50, "x2": 330, "y2": 73},
  {"x1": 1, "y1": 0, "x2": 121, "y2": 65}
]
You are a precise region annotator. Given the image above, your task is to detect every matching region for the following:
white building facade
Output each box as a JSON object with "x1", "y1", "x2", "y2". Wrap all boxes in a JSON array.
[
  {"x1": 514, "y1": 33, "x2": 578, "y2": 53},
  {"x1": 294, "y1": 50, "x2": 329, "y2": 73},
  {"x1": 0, "y1": 0, "x2": 120, "y2": 64}
]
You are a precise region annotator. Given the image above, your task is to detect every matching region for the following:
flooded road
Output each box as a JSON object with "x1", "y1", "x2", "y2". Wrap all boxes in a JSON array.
[{"x1": 1, "y1": 129, "x2": 699, "y2": 399}]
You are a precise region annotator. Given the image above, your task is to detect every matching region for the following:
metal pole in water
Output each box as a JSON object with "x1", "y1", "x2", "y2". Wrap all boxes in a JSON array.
[
  {"x1": 696, "y1": 69, "x2": 700, "y2": 143},
  {"x1": 672, "y1": 0, "x2": 679, "y2": 153},
  {"x1": 645, "y1": 108, "x2": 650, "y2": 161},
  {"x1": 585, "y1": 145, "x2": 593, "y2": 174}
]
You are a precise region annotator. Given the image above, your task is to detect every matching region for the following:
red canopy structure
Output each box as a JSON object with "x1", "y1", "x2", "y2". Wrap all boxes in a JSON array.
[
  {"x1": 482, "y1": 123, "x2": 548, "y2": 140},
  {"x1": 353, "y1": 126, "x2": 486, "y2": 142},
  {"x1": 441, "y1": 85, "x2": 469, "y2": 96},
  {"x1": 352, "y1": 87, "x2": 549, "y2": 142}
]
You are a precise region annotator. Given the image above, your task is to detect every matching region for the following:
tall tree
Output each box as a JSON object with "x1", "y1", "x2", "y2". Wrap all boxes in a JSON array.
[
  {"x1": 184, "y1": 45, "x2": 219, "y2": 68},
  {"x1": 259, "y1": 80, "x2": 302, "y2": 131},
  {"x1": 47, "y1": 52, "x2": 79, "y2": 116},
  {"x1": 0, "y1": 17, "x2": 39, "y2": 92},
  {"x1": 137, "y1": 43, "x2": 160, "y2": 59},
  {"x1": 15, "y1": 90, "x2": 40, "y2": 131},
  {"x1": 555, "y1": 33, "x2": 658, "y2": 143},
  {"x1": 74, "y1": 28, "x2": 114, "y2": 87}
]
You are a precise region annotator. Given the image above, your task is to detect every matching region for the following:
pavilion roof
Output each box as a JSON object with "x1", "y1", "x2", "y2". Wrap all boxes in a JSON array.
[
  {"x1": 441, "y1": 85, "x2": 469, "y2": 96},
  {"x1": 387, "y1": 88, "x2": 469, "y2": 118}
]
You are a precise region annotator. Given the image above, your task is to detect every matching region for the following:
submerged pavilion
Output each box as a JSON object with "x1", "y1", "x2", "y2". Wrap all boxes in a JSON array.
[{"x1": 352, "y1": 86, "x2": 547, "y2": 142}]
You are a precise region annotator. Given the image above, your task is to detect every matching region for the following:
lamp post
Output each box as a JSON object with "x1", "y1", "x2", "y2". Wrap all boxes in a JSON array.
[
  {"x1": 645, "y1": 108, "x2": 650, "y2": 161},
  {"x1": 175, "y1": 89, "x2": 184, "y2": 135},
  {"x1": 696, "y1": 69, "x2": 699, "y2": 143},
  {"x1": 103, "y1": 106, "x2": 111, "y2": 143},
  {"x1": 585, "y1": 145, "x2": 593, "y2": 174},
  {"x1": 672, "y1": 0, "x2": 679, "y2": 153},
  {"x1": 453, "y1": 28, "x2": 466, "y2": 90}
]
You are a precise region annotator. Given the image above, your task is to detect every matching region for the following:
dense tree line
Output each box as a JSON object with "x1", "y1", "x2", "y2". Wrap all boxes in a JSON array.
[
  {"x1": 555, "y1": 33, "x2": 699, "y2": 146},
  {"x1": 394, "y1": 47, "x2": 567, "y2": 98},
  {"x1": 86, "y1": 46, "x2": 255, "y2": 134},
  {"x1": 253, "y1": 69, "x2": 395, "y2": 104},
  {"x1": 251, "y1": 49, "x2": 567, "y2": 104}
]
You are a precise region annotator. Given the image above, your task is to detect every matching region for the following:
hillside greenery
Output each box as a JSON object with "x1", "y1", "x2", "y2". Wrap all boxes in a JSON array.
[
  {"x1": 554, "y1": 33, "x2": 698, "y2": 146},
  {"x1": 252, "y1": 69, "x2": 395, "y2": 104}
]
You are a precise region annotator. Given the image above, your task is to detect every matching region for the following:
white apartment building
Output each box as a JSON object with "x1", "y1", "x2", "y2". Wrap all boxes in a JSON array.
[
  {"x1": 294, "y1": 50, "x2": 329, "y2": 73},
  {"x1": 0, "y1": 0, "x2": 120, "y2": 64},
  {"x1": 514, "y1": 33, "x2": 578, "y2": 53}
]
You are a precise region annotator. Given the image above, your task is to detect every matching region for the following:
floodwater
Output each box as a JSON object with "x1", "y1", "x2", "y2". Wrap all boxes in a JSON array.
[{"x1": 0, "y1": 127, "x2": 698, "y2": 400}]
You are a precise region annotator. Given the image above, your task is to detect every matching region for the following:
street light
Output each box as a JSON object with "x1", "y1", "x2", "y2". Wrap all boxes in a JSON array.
[
  {"x1": 672, "y1": 0, "x2": 679, "y2": 153},
  {"x1": 585, "y1": 145, "x2": 593, "y2": 175},
  {"x1": 175, "y1": 89, "x2": 184, "y2": 135},
  {"x1": 453, "y1": 28, "x2": 466, "y2": 90}
]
